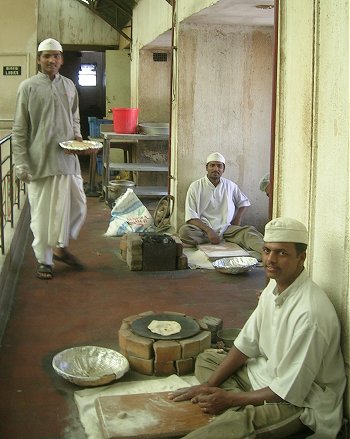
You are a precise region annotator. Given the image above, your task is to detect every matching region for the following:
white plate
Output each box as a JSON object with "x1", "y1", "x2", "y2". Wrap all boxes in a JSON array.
[{"x1": 59, "y1": 140, "x2": 103, "y2": 151}]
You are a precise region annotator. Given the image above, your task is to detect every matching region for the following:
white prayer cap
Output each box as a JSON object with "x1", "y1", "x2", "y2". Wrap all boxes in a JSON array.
[
  {"x1": 206, "y1": 152, "x2": 225, "y2": 164},
  {"x1": 259, "y1": 173, "x2": 270, "y2": 192},
  {"x1": 264, "y1": 217, "x2": 308, "y2": 244},
  {"x1": 38, "y1": 38, "x2": 63, "y2": 52}
]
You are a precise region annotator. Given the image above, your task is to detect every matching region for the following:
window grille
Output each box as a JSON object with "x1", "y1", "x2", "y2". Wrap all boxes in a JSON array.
[{"x1": 153, "y1": 52, "x2": 168, "y2": 62}]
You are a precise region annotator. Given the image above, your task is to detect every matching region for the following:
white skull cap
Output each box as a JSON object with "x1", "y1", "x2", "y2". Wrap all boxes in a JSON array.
[
  {"x1": 264, "y1": 217, "x2": 308, "y2": 245},
  {"x1": 38, "y1": 38, "x2": 63, "y2": 52},
  {"x1": 206, "y1": 152, "x2": 225, "y2": 164}
]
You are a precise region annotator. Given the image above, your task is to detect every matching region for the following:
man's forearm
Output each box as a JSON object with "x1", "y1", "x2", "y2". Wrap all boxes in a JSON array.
[
  {"x1": 231, "y1": 206, "x2": 248, "y2": 225},
  {"x1": 187, "y1": 218, "x2": 214, "y2": 235},
  {"x1": 231, "y1": 386, "x2": 284, "y2": 407}
]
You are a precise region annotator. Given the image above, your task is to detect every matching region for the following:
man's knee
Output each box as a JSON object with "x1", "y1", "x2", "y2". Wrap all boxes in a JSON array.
[
  {"x1": 178, "y1": 224, "x2": 190, "y2": 239},
  {"x1": 178, "y1": 224, "x2": 194, "y2": 244},
  {"x1": 195, "y1": 351, "x2": 227, "y2": 379},
  {"x1": 179, "y1": 224, "x2": 204, "y2": 246}
]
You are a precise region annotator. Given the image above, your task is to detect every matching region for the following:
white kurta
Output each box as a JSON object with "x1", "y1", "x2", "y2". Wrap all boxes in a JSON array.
[
  {"x1": 185, "y1": 176, "x2": 251, "y2": 236},
  {"x1": 12, "y1": 72, "x2": 81, "y2": 180},
  {"x1": 234, "y1": 270, "x2": 346, "y2": 438}
]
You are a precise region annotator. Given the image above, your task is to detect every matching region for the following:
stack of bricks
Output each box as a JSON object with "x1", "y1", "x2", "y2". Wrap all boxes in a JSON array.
[
  {"x1": 119, "y1": 233, "x2": 188, "y2": 271},
  {"x1": 118, "y1": 311, "x2": 212, "y2": 376}
]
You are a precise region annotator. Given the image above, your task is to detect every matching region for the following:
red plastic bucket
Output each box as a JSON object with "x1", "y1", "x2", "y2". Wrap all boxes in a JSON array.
[{"x1": 112, "y1": 108, "x2": 139, "y2": 134}]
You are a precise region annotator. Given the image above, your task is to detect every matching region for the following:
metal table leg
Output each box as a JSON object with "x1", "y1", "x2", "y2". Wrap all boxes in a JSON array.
[{"x1": 84, "y1": 152, "x2": 99, "y2": 197}]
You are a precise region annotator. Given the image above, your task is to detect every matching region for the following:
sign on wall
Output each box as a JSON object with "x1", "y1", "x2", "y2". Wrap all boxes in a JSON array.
[
  {"x1": 3, "y1": 66, "x2": 22, "y2": 76},
  {"x1": 0, "y1": 54, "x2": 28, "y2": 122}
]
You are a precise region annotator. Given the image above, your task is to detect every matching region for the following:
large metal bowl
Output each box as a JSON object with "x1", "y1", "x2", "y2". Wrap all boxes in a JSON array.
[
  {"x1": 212, "y1": 256, "x2": 258, "y2": 274},
  {"x1": 108, "y1": 180, "x2": 135, "y2": 200},
  {"x1": 138, "y1": 122, "x2": 169, "y2": 136},
  {"x1": 52, "y1": 346, "x2": 129, "y2": 387},
  {"x1": 217, "y1": 328, "x2": 241, "y2": 347}
]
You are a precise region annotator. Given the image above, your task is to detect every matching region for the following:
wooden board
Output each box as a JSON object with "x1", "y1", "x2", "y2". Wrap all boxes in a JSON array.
[
  {"x1": 95, "y1": 391, "x2": 212, "y2": 438},
  {"x1": 198, "y1": 242, "x2": 249, "y2": 258}
]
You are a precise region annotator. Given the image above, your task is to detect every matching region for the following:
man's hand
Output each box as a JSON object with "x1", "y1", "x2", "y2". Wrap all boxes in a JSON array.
[
  {"x1": 170, "y1": 386, "x2": 239, "y2": 415},
  {"x1": 168, "y1": 384, "x2": 209, "y2": 402},
  {"x1": 192, "y1": 388, "x2": 238, "y2": 414},
  {"x1": 207, "y1": 229, "x2": 221, "y2": 244},
  {"x1": 187, "y1": 219, "x2": 221, "y2": 244},
  {"x1": 63, "y1": 137, "x2": 82, "y2": 155},
  {"x1": 64, "y1": 137, "x2": 91, "y2": 156},
  {"x1": 15, "y1": 165, "x2": 32, "y2": 183}
]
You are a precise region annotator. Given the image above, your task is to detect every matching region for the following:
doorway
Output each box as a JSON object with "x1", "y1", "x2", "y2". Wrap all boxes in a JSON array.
[{"x1": 60, "y1": 50, "x2": 106, "y2": 139}]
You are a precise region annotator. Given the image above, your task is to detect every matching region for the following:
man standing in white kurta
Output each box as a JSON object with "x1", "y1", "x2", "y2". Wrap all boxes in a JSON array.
[
  {"x1": 171, "y1": 217, "x2": 346, "y2": 438},
  {"x1": 178, "y1": 152, "x2": 264, "y2": 260},
  {"x1": 12, "y1": 38, "x2": 87, "y2": 280}
]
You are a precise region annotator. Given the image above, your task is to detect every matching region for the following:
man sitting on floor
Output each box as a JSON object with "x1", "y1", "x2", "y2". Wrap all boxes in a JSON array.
[
  {"x1": 170, "y1": 217, "x2": 346, "y2": 439},
  {"x1": 178, "y1": 152, "x2": 264, "y2": 260}
]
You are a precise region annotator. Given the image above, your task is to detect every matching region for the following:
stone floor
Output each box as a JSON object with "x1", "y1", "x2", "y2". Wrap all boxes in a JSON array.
[{"x1": 0, "y1": 168, "x2": 265, "y2": 438}]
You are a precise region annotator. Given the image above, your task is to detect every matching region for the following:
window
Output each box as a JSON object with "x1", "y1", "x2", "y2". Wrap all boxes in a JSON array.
[
  {"x1": 78, "y1": 63, "x2": 97, "y2": 86},
  {"x1": 153, "y1": 52, "x2": 168, "y2": 62}
]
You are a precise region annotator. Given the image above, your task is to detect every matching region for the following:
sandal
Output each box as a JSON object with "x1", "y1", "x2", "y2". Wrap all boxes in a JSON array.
[
  {"x1": 36, "y1": 264, "x2": 53, "y2": 280},
  {"x1": 53, "y1": 249, "x2": 84, "y2": 270}
]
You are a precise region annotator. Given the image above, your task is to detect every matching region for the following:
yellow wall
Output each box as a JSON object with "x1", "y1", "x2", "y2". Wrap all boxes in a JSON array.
[
  {"x1": 131, "y1": 0, "x2": 172, "y2": 107},
  {"x1": 105, "y1": 49, "x2": 131, "y2": 114},
  {"x1": 275, "y1": 0, "x2": 349, "y2": 414},
  {"x1": 177, "y1": 0, "x2": 220, "y2": 22},
  {"x1": 0, "y1": 0, "x2": 38, "y2": 134},
  {"x1": 132, "y1": 0, "x2": 172, "y2": 48},
  {"x1": 38, "y1": 0, "x2": 120, "y2": 45}
]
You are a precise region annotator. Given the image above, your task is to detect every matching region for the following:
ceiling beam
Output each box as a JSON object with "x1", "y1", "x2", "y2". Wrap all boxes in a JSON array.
[{"x1": 76, "y1": 0, "x2": 132, "y2": 42}]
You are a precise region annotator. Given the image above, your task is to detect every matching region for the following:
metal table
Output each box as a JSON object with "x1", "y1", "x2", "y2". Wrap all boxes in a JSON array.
[{"x1": 100, "y1": 125, "x2": 169, "y2": 201}]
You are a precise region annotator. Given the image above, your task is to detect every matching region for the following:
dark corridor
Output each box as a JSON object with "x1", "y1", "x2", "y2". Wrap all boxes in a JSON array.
[{"x1": 60, "y1": 50, "x2": 106, "y2": 139}]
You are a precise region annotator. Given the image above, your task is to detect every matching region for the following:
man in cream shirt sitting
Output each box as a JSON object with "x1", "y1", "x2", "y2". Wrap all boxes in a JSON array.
[
  {"x1": 179, "y1": 152, "x2": 264, "y2": 260},
  {"x1": 171, "y1": 217, "x2": 346, "y2": 438}
]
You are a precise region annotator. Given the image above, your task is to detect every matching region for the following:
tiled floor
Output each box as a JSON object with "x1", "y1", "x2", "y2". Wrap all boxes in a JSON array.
[{"x1": 0, "y1": 183, "x2": 265, "y2": 438}]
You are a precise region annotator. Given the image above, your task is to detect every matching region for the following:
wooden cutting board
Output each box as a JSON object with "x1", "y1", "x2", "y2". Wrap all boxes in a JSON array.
[{"x1": 95, "y1": 391, "x2": 212, "y2": 438}]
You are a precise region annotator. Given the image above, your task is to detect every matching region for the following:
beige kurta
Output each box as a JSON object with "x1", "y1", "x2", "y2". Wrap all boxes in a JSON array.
[{"x1": 12, "y1": 72, "x2": 81, "y2": 180}]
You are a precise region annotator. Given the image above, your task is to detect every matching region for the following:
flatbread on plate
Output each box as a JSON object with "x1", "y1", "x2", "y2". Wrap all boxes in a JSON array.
[
  {"x1": 147, "y1": 320, "x2": 182, "y2": 336},
  {"x1": 59, "y1": 140, "x2": 103, "y2": 151}
]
